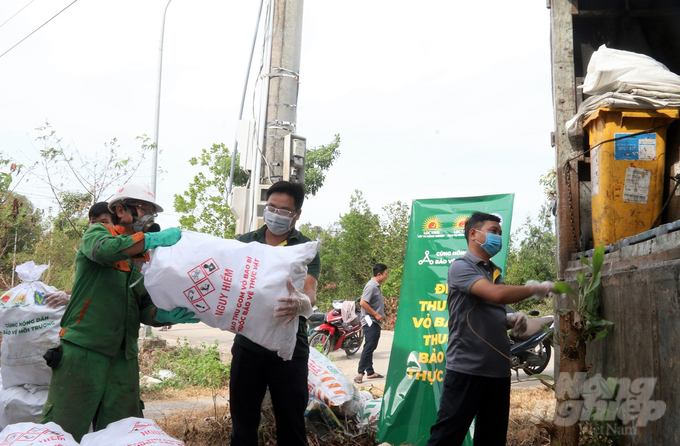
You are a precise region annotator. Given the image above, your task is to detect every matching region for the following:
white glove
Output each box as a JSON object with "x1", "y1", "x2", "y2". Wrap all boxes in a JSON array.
[
  {"x1": 274, "y1": 278, "x2": 314, "y2": 326},
  {"x1": 506, "y1": 312, "x2": 528, "y2": 336},
  {"x1": 44, "y1": 291, "x2": 70, "y2": 309},
  {"x1": 526, "y1": 280, "x2": 555, "y2": 300}
]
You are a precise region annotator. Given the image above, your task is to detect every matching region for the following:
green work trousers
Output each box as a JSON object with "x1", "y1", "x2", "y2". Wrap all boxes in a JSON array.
[{"x1": 40, "y1": 340, "x2": 143, "y2": 442}]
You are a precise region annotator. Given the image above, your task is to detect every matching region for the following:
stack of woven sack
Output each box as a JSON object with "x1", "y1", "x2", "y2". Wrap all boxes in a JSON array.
[{"x1": 0, "y1": 262, "x2": 64, "y2": 429}]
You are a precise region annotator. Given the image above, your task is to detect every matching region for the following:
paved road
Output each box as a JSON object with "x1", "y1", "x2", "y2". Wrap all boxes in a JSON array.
[
  {"x1": 148, "y1": 322, "x2": 552, "y2": 390},
  {"x1": 149, "y1": 322, "x2": 391, "y2": 387}
]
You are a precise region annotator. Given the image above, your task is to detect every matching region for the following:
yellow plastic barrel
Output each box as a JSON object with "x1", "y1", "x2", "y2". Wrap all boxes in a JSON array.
[{"x1": 583, "y1": 108, "x2": 679, "y2": 246}]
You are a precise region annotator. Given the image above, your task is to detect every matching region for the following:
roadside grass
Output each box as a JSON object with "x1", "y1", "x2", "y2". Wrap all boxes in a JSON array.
[{"x1": 139, "y1": 337, "x2": 230, "y2": 400}]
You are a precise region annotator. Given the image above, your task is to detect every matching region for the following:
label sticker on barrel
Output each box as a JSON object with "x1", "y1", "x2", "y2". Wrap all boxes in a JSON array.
[
  {"x1": 615, "y1": 133, "x2": 656, "y2": 161},
  {"x1": 623, "y1": 167, "x2": 651, "y2": 204}
]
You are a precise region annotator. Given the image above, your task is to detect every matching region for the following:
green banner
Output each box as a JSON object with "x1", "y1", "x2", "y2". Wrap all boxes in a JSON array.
[{"x1": 376, "y1": 193, "x2": 514, "y2": 445}]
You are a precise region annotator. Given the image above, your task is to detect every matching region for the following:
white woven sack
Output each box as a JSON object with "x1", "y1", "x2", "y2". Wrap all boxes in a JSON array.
[
  {"x1": 307, "y1": 348, "x2": 361, "y2": 416},
  {"x1": 80, "y1": 417, "x2": 184, "y2": 446},
  {"x1": 0, "y1": 385, "x2": 49, "y2": 428},
  {"x1": 0, "y1": 422, "x2": 78, "y2": 445},
  {"x1": 358, "y1": 396, "x2": 382, "y2": 428},
  {"x1": 142, "y1": 230, "x2": 320, "y2": 360},
  {"x1": 0, "y1": 261, "x2": 63, "y2": 387}
]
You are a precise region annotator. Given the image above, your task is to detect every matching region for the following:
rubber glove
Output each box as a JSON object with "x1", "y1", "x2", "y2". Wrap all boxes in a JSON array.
[
  {"x1": 144, "y1": 227, "x2": 182, "y2": 251},
  {"x1": 154, "y1": 307, "x2": 200, "y2": 324},
  {"x1": 506, "y1": 312, "x2": 528, "y2": 336},
  {"x1": 44, "y1": 291, "x2": 70, "y2": 308},
  {"x1": 275, "y1": 278, "x2": 314, "y2": 326},
  {"x1": 526, "y1": 280, "x2": 555, "y2": 300}
]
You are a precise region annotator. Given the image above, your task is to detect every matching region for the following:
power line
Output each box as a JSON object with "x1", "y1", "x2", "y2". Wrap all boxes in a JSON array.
[
  {"x1": 0, "y1": 0, "x2": 79, "y2": 60},
  {"x1": 0, "y1": 0, "x2": 37, "y2": 29}
]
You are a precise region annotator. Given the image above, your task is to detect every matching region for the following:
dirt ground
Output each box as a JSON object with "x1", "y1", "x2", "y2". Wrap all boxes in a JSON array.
[{"x1": 144, "y1": 386, "x2": 556, "y2": 446}]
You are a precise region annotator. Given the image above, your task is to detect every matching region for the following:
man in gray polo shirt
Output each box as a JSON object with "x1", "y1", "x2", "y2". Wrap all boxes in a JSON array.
[
  {"x1": 426, "y1": 212, "x2": 554, "y2": 446},
  {"x1": 355, "y1": 263, "x2": 389, "y2": 383}
]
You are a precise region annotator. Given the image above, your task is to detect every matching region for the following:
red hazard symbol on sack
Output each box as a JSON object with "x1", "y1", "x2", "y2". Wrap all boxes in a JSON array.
[
  {"x1": 201, "y1": 258, "x2": 219, "y2": 275},
  {"x1": 188, "y1": 266, "x2": 206, "y2": 283},
  {"x1": 196, "y1": 278, "x2": 215, "y2": 297},
  {"x1": 1, "y1": 432, "x2": 21, "y2": 444},
  {"x1": 192, "y1": 298, "x2": 210, "y2": 313},
  {"x1": 130, "y1": 421, "x2": 155, "y2": 432},
  {"x1": 184, "y1": 287, "x2": 200, "y2": 302},
  {"x1": 188, "y1": 258, "x2": 219, "y2": 283},
  {"x1": 1, "y1": 428, "x2": 48, "y2": 444}
]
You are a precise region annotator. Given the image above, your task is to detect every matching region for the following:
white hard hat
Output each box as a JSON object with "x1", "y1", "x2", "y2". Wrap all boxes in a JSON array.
[{"x1": 108, "y1": 183, "x2": 164, "y2": 213}]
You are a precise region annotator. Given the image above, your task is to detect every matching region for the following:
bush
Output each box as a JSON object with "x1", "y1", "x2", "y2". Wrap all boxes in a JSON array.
[{"x1": 142, "y1": 338, "x2": 230, "y2": 390}]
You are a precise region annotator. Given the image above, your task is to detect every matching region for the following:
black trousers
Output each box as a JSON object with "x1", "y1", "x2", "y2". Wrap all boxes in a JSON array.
[
  {"x1": 357, "y1": 323, "x2": 381, "y2": 376},
  {"x1": 426, "y1": 370, "x2": 511, "y2": 446},
  {"x1": 229, "y1": 343, "x2": 309, "y2": 446}
]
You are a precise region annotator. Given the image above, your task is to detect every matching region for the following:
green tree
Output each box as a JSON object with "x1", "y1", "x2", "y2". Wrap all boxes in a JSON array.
[
  {"x1": 304, "y1": 134, "x2": 340, "y2": 196},
  {"x1": 377, "y1": 200, "x2": 410, "y2": 298},
  {"x1": 300, "y1": 196, "x2": 409, "y2": 328},
  {"x1": 0, "y1": 156, "x2": 43, "y2": 287},
  {"x1": 52, "y1": 191, "x2": 91, "y2": 237},
  {"x1": 174, "y1": 135, "x2": 341, "y2": 237},
  {"x1": 298, "y1": 222, "x2": 343, "y2": 309},
  {"x1": 332, "y1": 191, "x2": 382, "y2": 299},
  {"x1": 504, "y1": 169, "x2": 557, "y2": 313},
  {"x1": 173, "y1": 144, "x2": 249, "y2": 238},
  {"x1": 0, "y1": 194, "x2": 43, "y2": 287},
  {"x1": 21, "y1": 227, "x2": 81, "y2": 290}
]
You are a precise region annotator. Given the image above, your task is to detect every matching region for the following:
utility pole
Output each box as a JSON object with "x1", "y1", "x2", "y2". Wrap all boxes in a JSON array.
[
  {"x1": 233, "y1": 0, "x2": 305, "y2": 234},
  {"x1": 261, "y1": 0, "x2": 305, "y2": 184}
]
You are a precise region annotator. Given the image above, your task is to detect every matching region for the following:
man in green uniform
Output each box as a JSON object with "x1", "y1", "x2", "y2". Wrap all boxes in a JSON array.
[
  {"x1": 41, "y1": 183, "x2": 199, "y2": 442},
  {"x1": 230, "y1": 180, "x2": 320, "y2": 446}
]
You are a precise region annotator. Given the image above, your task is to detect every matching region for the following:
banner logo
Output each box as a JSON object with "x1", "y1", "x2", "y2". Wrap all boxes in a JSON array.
[
  {"x1": 452, "y1": 215, "x2": 468, "y2": 237},
  {"x1": 422, "y1": 217, "x2": 441, "y2": 231}
]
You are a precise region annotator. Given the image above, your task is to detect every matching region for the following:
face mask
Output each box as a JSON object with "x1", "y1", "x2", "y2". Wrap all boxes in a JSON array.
[
  {"x1": 132, "y1": 214, "x2": 161, "y2": 233},
  {"x1": 475, "y1": 231, "x2": 502, "y2": 257},
  {"x1": 122, "y1": 212, "x2": 161, "y2": 233},
  {"x1": 264, "y1": 209, "x2": 295, "y2": 235}
]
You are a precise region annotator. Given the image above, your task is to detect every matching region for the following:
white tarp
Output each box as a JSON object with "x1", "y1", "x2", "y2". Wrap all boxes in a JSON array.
[{"x1": 567, "y1": 45, "x2": 680, "y2": 135}]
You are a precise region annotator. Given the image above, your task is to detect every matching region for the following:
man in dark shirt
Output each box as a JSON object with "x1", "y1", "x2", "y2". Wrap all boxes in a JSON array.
[
  {"x1": 230, "y1": 181, "x2": 320, "y2": 446},
  {"x1": 426, "y1": 211, "x2": 554, "y2": 446}
]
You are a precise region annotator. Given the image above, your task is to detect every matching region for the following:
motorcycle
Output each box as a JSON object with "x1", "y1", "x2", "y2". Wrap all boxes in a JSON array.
[
  {"x1": 509, "y1": 310, "x2": 554, "y2": 376},
  {"x1": 307, "y1": 308, "x2": 325, "y2": 336},
  {"x1": 309, "y1": 298, "x2": 364, "y2": 358}
]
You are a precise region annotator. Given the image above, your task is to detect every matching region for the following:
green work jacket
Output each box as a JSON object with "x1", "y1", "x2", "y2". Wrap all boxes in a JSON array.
[{"x1": 59, "y1": 223, "x2": 161, "y2": 359}]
